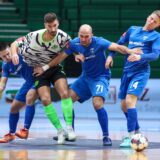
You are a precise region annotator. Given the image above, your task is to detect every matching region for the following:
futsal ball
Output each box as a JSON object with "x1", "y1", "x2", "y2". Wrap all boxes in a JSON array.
[{"x1": 131, "y1": 133, "x2": 148, "y2": 152}]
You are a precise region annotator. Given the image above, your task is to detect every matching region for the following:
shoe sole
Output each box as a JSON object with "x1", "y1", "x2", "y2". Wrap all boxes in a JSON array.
[
  {"x1": 103, "y1": 143, "x2": 112, "y2": 146},
  {"x1": 119, "y1": 145, "x2": 131, "y2": 148},
  {"x1": 15, "y1": 134, "x2": 28, "y2": 139},
  {"x1": 53, "y1": 136, "x2": 76, "y2": 142}
]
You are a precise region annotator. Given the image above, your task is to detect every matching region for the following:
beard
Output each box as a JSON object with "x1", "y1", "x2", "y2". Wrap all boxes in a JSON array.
[{"x1": 48, "y1": 30, "x2": 57, "y2": 37}]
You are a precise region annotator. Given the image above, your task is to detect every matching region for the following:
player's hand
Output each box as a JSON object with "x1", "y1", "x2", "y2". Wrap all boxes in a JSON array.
[
  {"x1": 129, "y1": 48, "x2": 143, "y2": 55},
  {"x1": 12, "y1": 54, "x2": 19, "y2": 65},
  {"x1": 105, "y1": 56, "x2": 113, "y2": 69},
  {"x1": 128, "y1": 54, "x2": 141, "y2": 62},
  {"x1": 33, "y1": 66, "x2": 44, "y2": 77},
  {"x1": 75, "y1": 54, "x2": 85, "y2": 62}
]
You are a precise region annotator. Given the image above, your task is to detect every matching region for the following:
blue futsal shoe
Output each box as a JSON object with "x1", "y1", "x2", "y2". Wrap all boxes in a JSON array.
[
  {"x1": 103, "y1": 136, "x2": 112, "y2": 146},
  {"x1": 120, "y1": 137, "x2": 131, "y2": 148}
]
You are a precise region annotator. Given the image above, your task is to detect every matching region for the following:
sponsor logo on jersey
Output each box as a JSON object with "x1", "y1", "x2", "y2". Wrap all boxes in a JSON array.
[{"x1": 129, "y1": 41, "x2": 144, "y2": 46}]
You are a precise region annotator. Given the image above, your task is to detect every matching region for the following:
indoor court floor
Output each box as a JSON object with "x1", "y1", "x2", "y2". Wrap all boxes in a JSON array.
[{"x1": 0, "y1": 117, "x2": 160, "y2": 160}]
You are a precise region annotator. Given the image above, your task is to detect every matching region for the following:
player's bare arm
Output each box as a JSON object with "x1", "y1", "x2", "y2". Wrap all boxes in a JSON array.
[
  {"x1": 108, "y1": 43, "x2": 142, "y2": 55},
  {"x1": 74, "y1": 54, "x2": 85, "y2": 62},
  {"x1": 105, "y1": 56, "x2": 113, "y2": 69},
  {"x1": 33, "y1": 51, "x2": 68, "y2": 76},
  {"x1": 10, "y1": 41, "x2": 19, "y2": 65}
]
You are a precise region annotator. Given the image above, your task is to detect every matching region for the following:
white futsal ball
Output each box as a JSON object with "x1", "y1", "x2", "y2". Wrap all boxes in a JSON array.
[{"x1": 131, "y1": 133, "x2": 148, "y2": 152}]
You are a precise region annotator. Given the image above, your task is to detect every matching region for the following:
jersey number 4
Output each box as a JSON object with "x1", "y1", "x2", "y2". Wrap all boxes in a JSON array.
[{"x1": 132, "y1": 81, "x2": 138, "y2": 89}]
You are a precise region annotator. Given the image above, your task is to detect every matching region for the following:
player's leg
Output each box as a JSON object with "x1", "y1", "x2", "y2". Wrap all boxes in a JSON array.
[
  {"x1": 52, "y1": 88, "x2": 78, "y2": 142},
  {"x1": 89, "y1": 77, "x2": 112, "y2": 146},
  {"x1": 0, "y1": 99, "x2": 24, "y2": 143},
  {"x1": 16, "y1": 88, "x2": 38, "y2": 139},
  {"x1": 54, "y1": 78, "x2": 76, "y2": 141},
  {"x1": 120, "y1": 72, "x2": 149, "y2": 147},
  {"x1": 35, "y1": 69, "x2": 66, "y2": 144},
  {"x1": 119, "y1": 73, "x2": 134, "y2": 147},
  {"x1": 38, "y1": 85, "x2": 66, "y2": 144},
  {"x1": 121, "y1": 99, "x2": 140, "y2": 133},
  {"x1": 92, "y1": 96, "x2": 112, "y2": 146},
  {"x1": 120, "y1": 95, "x2": 138, "y2": 147},
  {"x1": 0, "y1": 81, "x2": 34, "y2": 143}
]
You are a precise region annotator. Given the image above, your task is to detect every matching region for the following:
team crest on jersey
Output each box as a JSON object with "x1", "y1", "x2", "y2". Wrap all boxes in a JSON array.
[
  {"x1": 51, "y1": 44, "x2": 58, "y2": 49},
  {"x1": 90, "y1": 48, "x2": 95, "y2": 54}
]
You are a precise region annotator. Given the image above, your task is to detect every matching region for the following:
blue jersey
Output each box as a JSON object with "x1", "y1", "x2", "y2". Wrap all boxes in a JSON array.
[
  {"x1": 112, "y1": 26, "x2": 160, "y2": 73},
  {"x1": 2, "y1": 54, "x2": 34, "y2": 82},
  {"x1": 65, "y1": 36, "x2": 112, "y2": 78}
]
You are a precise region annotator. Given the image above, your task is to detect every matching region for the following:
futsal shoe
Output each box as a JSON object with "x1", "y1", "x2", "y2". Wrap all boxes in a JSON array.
[
  {"x1": 57, "y1": 129, "x2": 67, "y2": 145},
  {"x1": 66, "y1": 126, "x2": 76, "y2": 141},
  {"x1": 120, "y1": 137, "x2": 131, "y2": 148},
  {"x1": 0, "y1": 133, "x2": 15, "y2": 143},
  {"x1": 103, "y1": 136, "x2": 112, "y2": 146},
  {"x1": 53, "y1": 136, "x2": 76, "y2": 142},
  {"x1": 15, "y1": 128, "x2": 29, "y2": 139}
]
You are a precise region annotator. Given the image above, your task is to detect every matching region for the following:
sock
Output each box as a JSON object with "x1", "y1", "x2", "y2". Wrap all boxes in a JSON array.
[
  {"x1": 44, "y1": 103, "x2": 62, "y2": 130},
  {"x1": 61, "y1": 97, "x2": 73, "y2": 126},
  {"x1": 96, "y1": 108, "x2": 108, "y2": 137},
  {"x1": 124, "y1": 112, "x2": 140, "y2": 132},
  {"x1": 24, "y1": 105, "x2": 35, "y2": 129},
  {"x1": 9, "y1": 112, "x2": 19, "y2": 134},
  {"x1": 127, "y1": 108, "x2": 138, "y2": 132},
  {"x1": 63, "y1": 109, "x2": 75, "y2": 129}
]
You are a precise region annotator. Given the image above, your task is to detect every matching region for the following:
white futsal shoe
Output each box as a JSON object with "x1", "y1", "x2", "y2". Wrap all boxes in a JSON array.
[
  {"x1": 57, "y1": 129, "x2": 67, "y2": 145},
  {"x1": 66, "y1": 125, "x2": 76, "y2": 141}
]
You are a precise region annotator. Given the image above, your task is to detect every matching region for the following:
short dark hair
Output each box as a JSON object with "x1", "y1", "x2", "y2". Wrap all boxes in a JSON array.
[
  {"x1": 0, "y1": 42, "x2": 8, "y2": 51},
  {"x1": 44, "y1": 12, "x2": 58, "y2": 23}
]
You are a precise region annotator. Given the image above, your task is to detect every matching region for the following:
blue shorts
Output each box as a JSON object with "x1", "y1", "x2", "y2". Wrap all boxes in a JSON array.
[
  {"x1": 15, "y1": 81, "x2": 35, "y2": 103},
  {"x1": 118, "y1": 71, "x2": 150, "y2": 99},
  {"x1": 70, "y1": 75, "x2": 110, "y2": 103}
]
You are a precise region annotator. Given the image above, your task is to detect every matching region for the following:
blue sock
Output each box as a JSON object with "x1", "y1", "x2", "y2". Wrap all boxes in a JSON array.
[
  {"x1": 124, "y1": 111, "x2": 140, "y2": 131},
  {"x1": 9, "y1": 112, "x2": 19, "y2": 133},
  {"x1": 24, "y1": 105, "x2": 35, "y2": 129},
  {"x1": 124, "y1": 112, "x2": 128, "y2": 119},
  {"x1": 96, "y1": 108, "x2": 108, "y2": 137},
  {"x1": 127, "y1": 108, "x2": 138, "y2": 132}
]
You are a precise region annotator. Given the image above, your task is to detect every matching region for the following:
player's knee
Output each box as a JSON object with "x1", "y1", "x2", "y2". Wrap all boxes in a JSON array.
[
  {"x1": 41, "y1": 96, "x2": 51, "y2": 106},
  {"x1": 59, "y1": 90, "x2": 69, "y2": 99},
  {"x1": 125, "y1": 98, "x2": 133, "y2": 108},
  {"x1": 10, "y1": 105, "x2": 19, "y2": 113},
  {"x1": 93, "y1": 101, "x2": 103, "y2": 110},
  {"x1": 26, "y1": 95, "x2": 34, "y2": 105}
]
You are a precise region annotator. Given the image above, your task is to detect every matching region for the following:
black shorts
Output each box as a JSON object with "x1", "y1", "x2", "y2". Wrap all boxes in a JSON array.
[{"x1": 34, "y1": 65, "x2": 66, "y2": 89}]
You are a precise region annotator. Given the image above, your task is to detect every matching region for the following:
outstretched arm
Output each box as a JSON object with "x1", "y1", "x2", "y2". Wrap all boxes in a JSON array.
[
  {"x1": 108, "y1": 42, "x2": 142, "y2": 55},
  {"x1": 33, "y1": 52, "x2": 69, "y2": 76},
  {"x1": 10, "y1": 41, "x2": 19, "y2": 65},
  {"x1": 128, "y1": 49, "x2": 160, "y2": 62}
]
